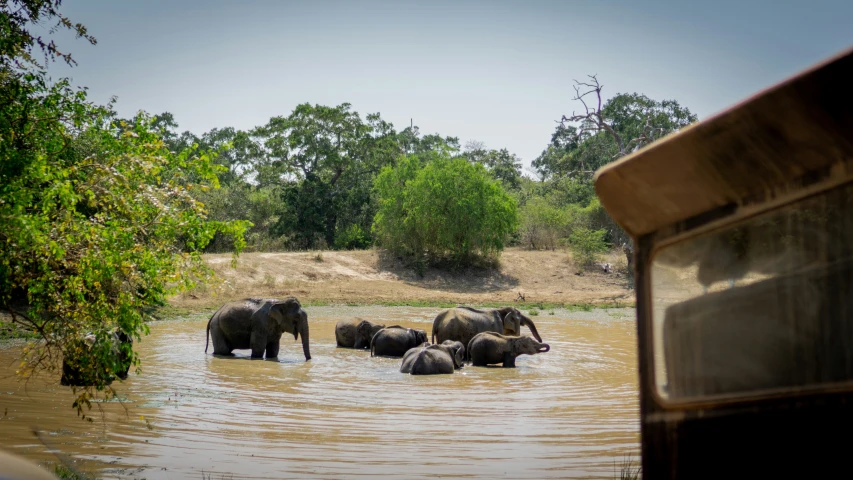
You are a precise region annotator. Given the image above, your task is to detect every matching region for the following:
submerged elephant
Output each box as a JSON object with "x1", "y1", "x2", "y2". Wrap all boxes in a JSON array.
[
  {"x1": 370, "y1": 326, "x2": 428, "y2": 358},
  {"x1": 400, "y1": 341, "x2": 465, "y2": 375},
  {"x1": 467, "y1": 331, "x2": 550, "y2": 367},
  {"x1": 205, "y1": 297, "x2": 310, "y2": 360},
  {"x1": 440, "y1": 339, "x2": 466, "y2": 362},
  {"x1": 431, "y1": 306, "x2": 543, "y2": 358},
  {"x1": 61, "y1": 328, "x2": 133, "y2": 387},
  {"x1": 335, "y1": 318, "x2": 385, "y2": 349}
]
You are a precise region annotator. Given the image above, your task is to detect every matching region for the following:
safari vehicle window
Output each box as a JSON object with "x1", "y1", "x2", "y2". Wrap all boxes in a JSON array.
[{"x1": 650, "y1": 180, "x2": 853, "y2": 402}]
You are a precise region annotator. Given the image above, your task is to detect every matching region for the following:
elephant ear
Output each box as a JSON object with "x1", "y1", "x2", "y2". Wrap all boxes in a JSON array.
[
  {"x1": 270, "y1": 299, "x2": 299, "y2": 337},
  {"x1": 501, "y1": 309, "x2": 520, "y2": 336},
  {"x1": 452, "y1": 345, "x2": 465, "y2": 368}
]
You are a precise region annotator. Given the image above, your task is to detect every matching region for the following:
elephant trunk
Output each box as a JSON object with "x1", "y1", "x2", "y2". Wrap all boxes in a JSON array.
[
  {"x1": 538, "y1": 343, "x2": 550, "y2": 353},
  {"x1": 522, "y1": 318, "x2": 543, "y2": 343},
  {"x1": 299, "y1": 319, "x2": 311, "y2": 361}
]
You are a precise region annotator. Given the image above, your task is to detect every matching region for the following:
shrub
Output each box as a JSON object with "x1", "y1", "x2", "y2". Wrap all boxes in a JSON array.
[
  {"x1": 519, "y1": 197, "x2": 568, "y2": 250},
  {"x1": 373, "y1": 155, "x2": 518, "y2": 269},
  {"x1": 568, "y1": 227, "x2": 610, "y2": 267},
  {"x1": 334, "y1": 224, "x2": 371, "y2": 250}
]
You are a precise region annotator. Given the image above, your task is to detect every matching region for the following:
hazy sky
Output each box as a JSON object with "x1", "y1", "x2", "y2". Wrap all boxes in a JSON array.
[{"x1": 41, "y1": 0, "x2": 853, "y2": 176}]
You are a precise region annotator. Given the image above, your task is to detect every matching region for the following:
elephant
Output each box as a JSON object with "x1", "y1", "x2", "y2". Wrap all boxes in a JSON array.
[
  {"x1": 205, "y1": 297, "x2": 310, "y2": 361},
  {"x1": 431, "y1": 306, "x2": 543, "y2": 358},
  {"x1": 61, "y1": 328, "x2": 133, "y2": 387},
  {"x1": 399, "y1": 341, "x2": 465, "y2": 375},
  {"x1": 467, "y1": 331, "x2": 550, "y2": 367},
  {"x1": 335, "y1": 318, "x2": 385, "y2": 349},
  {"x1": 370, "y1": 326, "x2": 428, "y2": 358},
  {"x1": 440, "y1": 339, "x2": 466, "y2": 362}
]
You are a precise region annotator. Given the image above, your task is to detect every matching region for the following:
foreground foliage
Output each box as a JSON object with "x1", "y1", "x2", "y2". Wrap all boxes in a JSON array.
[{"x1": 1, "y1": 0, "x2": 248, "y2": 417}]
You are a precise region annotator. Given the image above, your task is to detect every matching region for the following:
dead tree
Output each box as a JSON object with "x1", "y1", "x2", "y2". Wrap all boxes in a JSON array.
[{"x1": 561, "y1": 75, "x2": 671, "y2": 161}]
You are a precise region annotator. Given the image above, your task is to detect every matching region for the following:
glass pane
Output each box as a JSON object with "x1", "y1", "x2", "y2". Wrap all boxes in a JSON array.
[{"x1": 651, "y1": 182, "x2": 853, "y2": 400}]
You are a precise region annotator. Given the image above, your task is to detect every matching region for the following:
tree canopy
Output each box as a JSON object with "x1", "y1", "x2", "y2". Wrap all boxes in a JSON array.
[{"x1": 1, "y1": 0, "x2": 249, "y2": 417}]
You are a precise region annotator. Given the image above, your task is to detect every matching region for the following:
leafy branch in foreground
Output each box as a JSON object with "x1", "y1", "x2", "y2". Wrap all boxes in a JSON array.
[
  {"x1": 0, "y1": 70, "x2": 250, "y2": 418},
  {"x1": 1, "y1": 0, "x2": 96, "y2": 69}
]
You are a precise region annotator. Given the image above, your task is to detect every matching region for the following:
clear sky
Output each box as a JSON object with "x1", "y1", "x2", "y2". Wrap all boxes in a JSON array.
[{"x1": 41, "y1": 0, "x2": 853, "y2": 176}]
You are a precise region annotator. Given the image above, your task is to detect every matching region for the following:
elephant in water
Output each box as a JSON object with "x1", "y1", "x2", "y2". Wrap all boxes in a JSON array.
[
  {"x1": 205, "y1": 297, "x2": 310, "y2": 361},
  {"x1": 61, "y1": 328, "x2": 133, "y2": 387},
  {"x1": 431, "y1": 306, "x2": 543, "y2": 358},
  {"x1": 467, "y1": 331, "x2": 550, "y2": 367},
  {"x1": 439, "y1": 340, "x2": 466, "y2": 362},
  {"x1": 400, "y1": 340, "x2": 465, "y2": 375},
  {"x1": 335, "y1": 318, "x2": 385, "y2": 349},
  {"x1": 370, "y1": 326, "x2": 428, "y2": 358}
]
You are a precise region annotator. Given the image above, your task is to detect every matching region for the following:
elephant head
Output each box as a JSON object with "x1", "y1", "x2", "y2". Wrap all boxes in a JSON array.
[
  {"x1": 355, "y1": 320, "x2": 385, "y2": 349},
  {"x1": 512, "y1": 336, "x2": 550, "y2": 357},
  {"x1": 268, "y1": 297, "x2": 311, "y2": 360},
  {"x1": 441, "y1": 340, "x2": 465, "y2": 368},
  {"x1": 498, "y1": 307, "x2": 543, "y2": 342},
  {"x1": 412, "y1": 328, "x2": 428, "y2": 345}
]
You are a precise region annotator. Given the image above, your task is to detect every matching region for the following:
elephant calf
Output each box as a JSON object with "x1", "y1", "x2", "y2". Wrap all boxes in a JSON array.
[
  {"x1": 370, "y1": 326, "x2": 428, "y2": 358},
  {"x1": 335, "y1": 318, "x2": 385, "y2": 349},
  {"x1": 400, "y1": 340, "x2": 466, "y2": 375},
  {"x1": 61, "y1": 329, "x2": 133, "y2": 387},
  {"x1": 467, "y1": 332, "x2": 550, "y2": 368}
]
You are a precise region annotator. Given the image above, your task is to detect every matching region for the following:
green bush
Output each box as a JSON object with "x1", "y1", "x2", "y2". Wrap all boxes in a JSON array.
[
  {"x1": 373, "y1": 155, "x2": 518, "y2": 269},
  {"x1": 568, "y1": 227, "x2": 609, "y2": 267},
  {"x1": 334, "y1": 224, "x2": 372, "y2": 250},
  {"x1": 518, "y1": 197, "x2": 569, "y2": 250}
]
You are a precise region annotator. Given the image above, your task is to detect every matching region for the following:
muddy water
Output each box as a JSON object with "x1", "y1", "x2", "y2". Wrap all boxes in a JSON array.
[{"x1": 0, "y1": 306, "x2": 639, "y2": 479}]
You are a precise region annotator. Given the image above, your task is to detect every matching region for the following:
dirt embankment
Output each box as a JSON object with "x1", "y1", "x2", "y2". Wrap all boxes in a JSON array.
[{"x1": 168, "y1": 247, "x2": 635, "y2": 313}]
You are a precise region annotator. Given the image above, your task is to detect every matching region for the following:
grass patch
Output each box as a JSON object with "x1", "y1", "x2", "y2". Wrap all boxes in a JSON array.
[
  {"x1": 53, "y1": 464, "x2": 97, "y2": 480},
  {"x1": 146, "y1": 304, "x2": 217, "y2": 320},
  {"x1": 528, "y1": 309, "x2": 539, "y2": 316},
  {"x1": 616, "y1": 454, "x2": 642, "y2": 479}
]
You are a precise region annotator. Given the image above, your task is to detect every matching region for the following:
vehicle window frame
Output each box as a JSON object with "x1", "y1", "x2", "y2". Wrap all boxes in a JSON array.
[{"x1": 644, "y1": 177, "x2": 853, "y2": 409}]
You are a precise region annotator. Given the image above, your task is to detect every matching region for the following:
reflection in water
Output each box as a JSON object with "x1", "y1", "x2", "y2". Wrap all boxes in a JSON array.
[{"x1": 0, "y1": 306, "x2": 639, "y2": 479}]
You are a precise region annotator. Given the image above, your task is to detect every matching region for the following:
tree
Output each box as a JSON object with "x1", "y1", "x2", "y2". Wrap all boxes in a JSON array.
[
  {"x1": 518, "y1": 197, "x2": 568, "y2": 250},
  {"x1": 531, "y1": 75, "x2": 698, "y2": 251},
  {"x1": 258, "y1": 103, "x2": 398, "y2": 249},
  {"x1": 398, "y1": 126, "x2": 459, "y2": 158},
  {"x1": 463, "y1": 141, "x2": 523, "y2": 191},
  {"x1": 533, "y1": 75, "x2": 697, "y2": 182},
  {"x1": 373, "y1": 155, "x2": 519, "y2": 272},
  {"x1": 1, "y1": 0, "x2": 95, "y2": 69},
  {"x1": 0, "y1": 0, "x2": 249, "y2": 418}
]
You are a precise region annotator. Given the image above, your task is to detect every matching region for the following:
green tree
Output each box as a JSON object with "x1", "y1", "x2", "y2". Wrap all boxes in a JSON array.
[
  {"x1": 1, "y1": 0, "x2": 95, "y2": 69},
  {"x1": 463, "y1": 141, "x2": 523, "y2": 191},
  {"x1": 518, "y1": 197, "x2": 568, "y2": 250},
  {"x1": 568, "y1": 227, "x2": 609, "y2": 267},
  {"x1": 531, "y1": 75, "x2": 697, "y2": 250},
  {"x1": 533, "y1": 76, "x2": 697, "y2": 182},
  {"x1": 256, "y1": 103, "x2": 398, "y2": 249},
  {"x1": 0, "y1": 1, "x2": 249, "y2": 417},
  {"x1": 373, "y1": 155, "x2": 518, "y2": 271}
]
